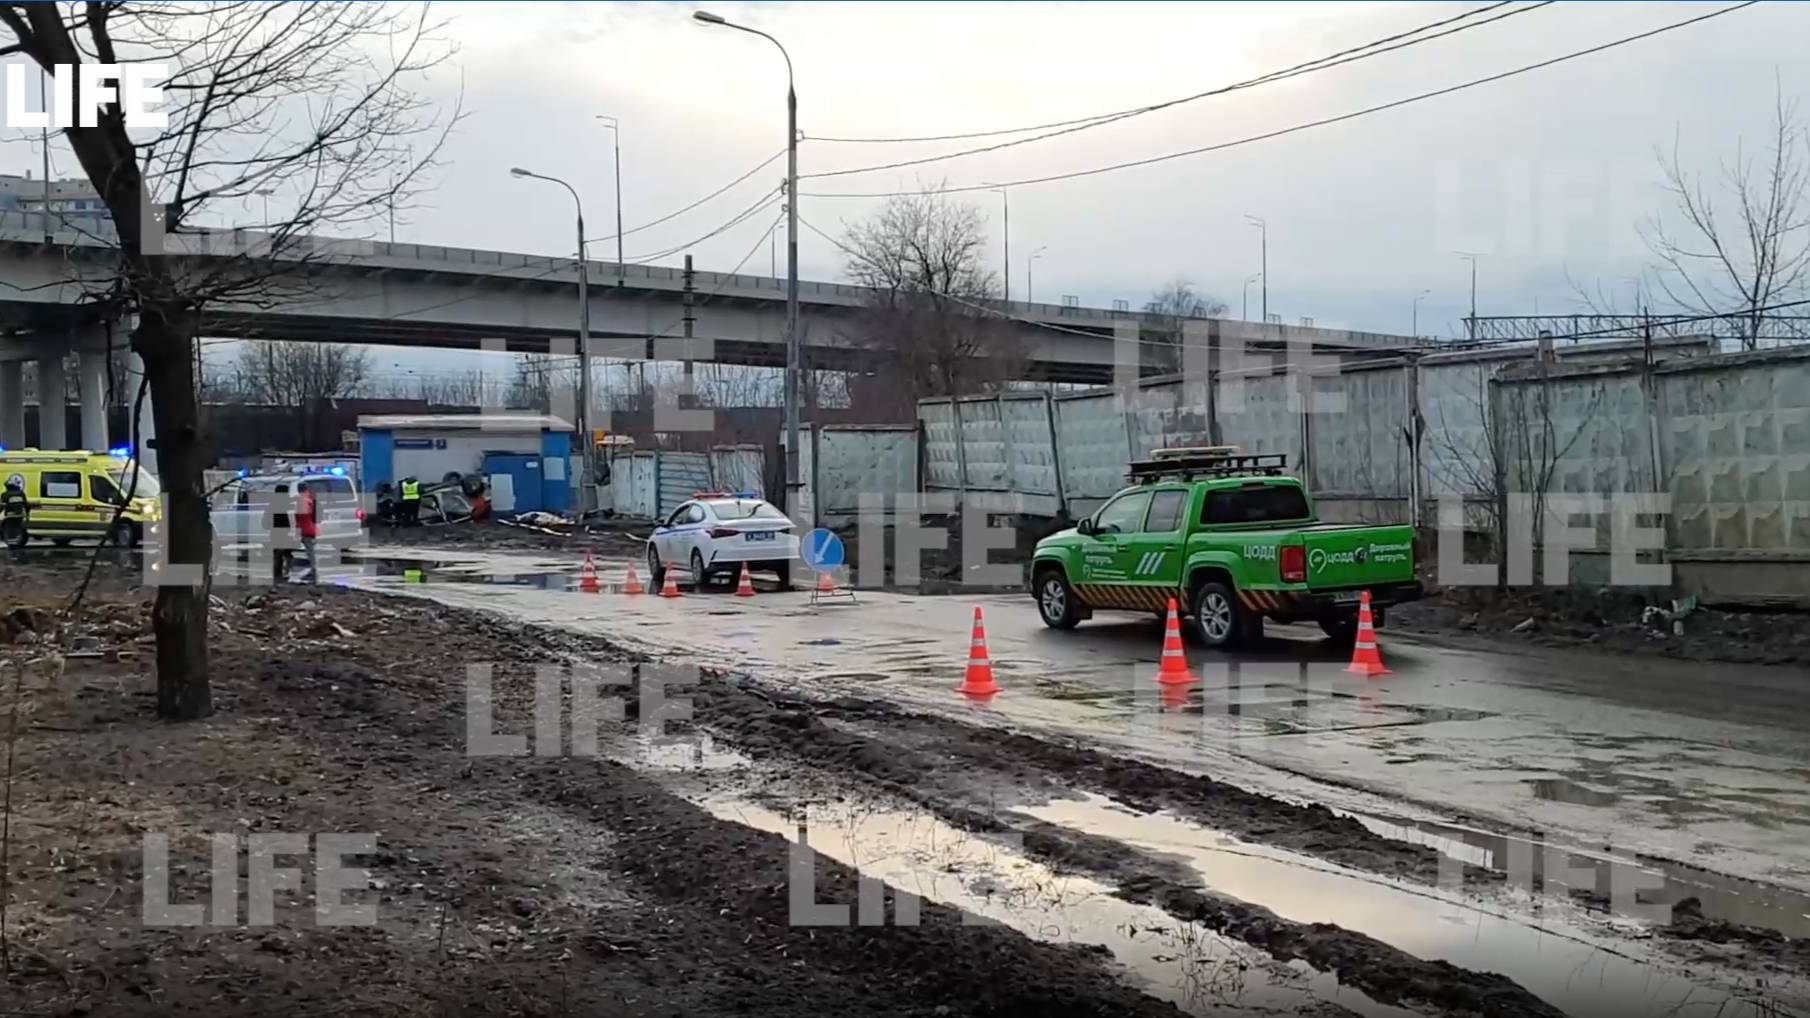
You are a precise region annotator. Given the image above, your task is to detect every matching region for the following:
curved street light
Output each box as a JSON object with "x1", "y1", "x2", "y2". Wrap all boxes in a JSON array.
[
  {"x1": 509, "y1": 167, "x2": 591, "y2": 499},
  {"x1": 694, "y1": 9, "x2": 802, "y2": 503}
]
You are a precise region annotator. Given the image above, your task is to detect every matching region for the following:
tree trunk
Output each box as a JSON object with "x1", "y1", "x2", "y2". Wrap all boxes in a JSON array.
[{"x1": 136, "y1": 305, "x2": 214, "y2": 721}]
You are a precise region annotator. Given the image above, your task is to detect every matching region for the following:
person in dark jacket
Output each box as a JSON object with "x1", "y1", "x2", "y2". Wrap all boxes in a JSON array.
[{"x1": 1, "y1": 476, "x2": 30, "y2": 548}]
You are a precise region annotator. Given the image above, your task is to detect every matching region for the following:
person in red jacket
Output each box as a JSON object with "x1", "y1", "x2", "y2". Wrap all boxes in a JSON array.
[{"x1": 295, "y1": 480, "x2": 320, "y2": 585}]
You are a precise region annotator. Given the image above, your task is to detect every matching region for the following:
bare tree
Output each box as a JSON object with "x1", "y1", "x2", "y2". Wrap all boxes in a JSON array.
[
  {"x1": 1426, "y1": 352, "x2": 1605, "y2": 591},
  {"x1": 841, "y1": 188, "x2": 1021, "y2": 421},
  {"x1": 1641, "y1": 87, "x2": 1810, "y2": 349},
  {"x1": 1145, "y1": 276, "x2": 1227, "y2": 374},
  {"x1": 230, "y1": 341, "x2": 371, "y2": 404},
  {"x1": 0, "y1": 3, "x2": 455, "y2": 718}
]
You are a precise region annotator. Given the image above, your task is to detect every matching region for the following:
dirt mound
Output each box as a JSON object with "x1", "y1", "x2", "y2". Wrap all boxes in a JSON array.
[{"x1": 1393, "y1": 586, "x2": 1810, "y2": 668}]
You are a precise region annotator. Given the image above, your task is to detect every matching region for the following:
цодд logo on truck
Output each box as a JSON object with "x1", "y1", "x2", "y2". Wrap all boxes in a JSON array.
[{"x1": 1308, "y1": 542, "x2": 1412, "y2": 573}]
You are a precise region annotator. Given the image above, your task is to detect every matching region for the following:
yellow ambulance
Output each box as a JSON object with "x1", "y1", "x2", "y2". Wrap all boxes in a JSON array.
[{"x1": 0, "y1": 448, "x2": 162, "y2": 548}]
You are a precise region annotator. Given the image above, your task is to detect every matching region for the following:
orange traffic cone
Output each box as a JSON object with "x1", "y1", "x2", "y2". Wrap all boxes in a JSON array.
[
  {"x1": 1345, "y1": 591, "x2": 1391, "y2": 677},
  {"x1": 659, "y1": 566, "x2": 682, "y2": 599},
  {"x1": 957, "y1": 606, "x2": 1000, "y2": 697},
  {"x1": 1155, "y1": 597, "x2": 1193, "y2": 685},
  {"x1": 622, "y1": 564, "x2": 645, "y2": 596},
  {"x1": 816, "y1": 569, "x2": 837, "y2": 595},
  {"x1": 1160, "y1": 680, "x2": 1195, "y2": 711},
  {"x1": 735, "y1": 562, "x2": 756, "y2": 597},
  {"x1": 579, "y1": 550, "x2": 600, "y2": 593}
]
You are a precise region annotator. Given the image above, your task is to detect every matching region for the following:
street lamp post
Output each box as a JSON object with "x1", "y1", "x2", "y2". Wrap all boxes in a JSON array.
[
  {"x1": 1242, "y1": 273, "x2": 1262, "y2": 321},
  {"x1": 255, "y1": 189, "x2": 274, "y2": 227},
  {"x1": 1244, "y1": 215, "x2": 1267, "y2": 324},
  {"x1": 1412, "y1": 288, "x2": 1431, "y2": 338},
  {"x1": 986, "y1": 183, "x2": 1009, "y2": 302},
  {"x1": 1027, "y1": 246, "x2": 1047, "y2": 303},
  {"x1": 695, "y1": 10, "x2": 801, "y2": 506},
  {"x1": 596, "y1": 115, "x2": 625, "y2": 283},
  {"x1": 510, "y1": 167, "x2": 591, "y2": 507},
  {"x1": 1456, "y1": 252, "x2": 1479, "y2": 339}
]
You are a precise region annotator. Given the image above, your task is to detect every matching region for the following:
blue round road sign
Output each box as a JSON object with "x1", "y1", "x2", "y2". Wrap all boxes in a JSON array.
[{"x1": 802, "y1": 528, "x2": 844, "y2": 571}]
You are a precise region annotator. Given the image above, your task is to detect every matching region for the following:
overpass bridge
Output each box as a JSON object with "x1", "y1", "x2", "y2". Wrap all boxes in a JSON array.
[{"x1": 0, "y1": 211, "x2": 1421, "y2": 455}]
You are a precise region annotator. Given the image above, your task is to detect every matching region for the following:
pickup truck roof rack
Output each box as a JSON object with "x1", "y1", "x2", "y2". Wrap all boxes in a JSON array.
[{"x1": 1128, "y1": 450, "x2": 1289, "y2": 482}]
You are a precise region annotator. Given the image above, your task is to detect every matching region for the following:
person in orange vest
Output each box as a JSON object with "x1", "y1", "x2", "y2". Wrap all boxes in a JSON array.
[{"x1": 295, "y1": 480, "x2": 321, "y2": 585}]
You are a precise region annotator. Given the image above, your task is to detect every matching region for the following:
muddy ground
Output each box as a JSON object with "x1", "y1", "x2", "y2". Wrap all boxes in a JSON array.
[
  {"x1": 1390, "y1": 586, "x2": 1810, "y2": 669},
  {"x1": 1, "y1": 571, "x2": 1184, "y2": 1017},
  {"x1": 4, "y1": 555, "x2": 1804, "y2": 1017}
]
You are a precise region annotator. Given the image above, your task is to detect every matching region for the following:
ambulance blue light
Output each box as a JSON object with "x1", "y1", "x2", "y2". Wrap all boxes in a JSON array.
[{"x1": 108, "y1": 446, "x2": 131, "y2": 457}]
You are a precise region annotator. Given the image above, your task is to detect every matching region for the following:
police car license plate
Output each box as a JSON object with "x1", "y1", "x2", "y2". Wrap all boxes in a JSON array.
[
  {"x1": 745, "y1": 531, "x2": 776, "y2": 542},
  {"x1": 1331, "y1": 590, "x2": 1364, "y2": 604}
]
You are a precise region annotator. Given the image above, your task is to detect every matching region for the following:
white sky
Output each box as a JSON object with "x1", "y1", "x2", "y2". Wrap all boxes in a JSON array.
[{"x1": 4, "y1": 0, "x2": 1806, "y2": 379}]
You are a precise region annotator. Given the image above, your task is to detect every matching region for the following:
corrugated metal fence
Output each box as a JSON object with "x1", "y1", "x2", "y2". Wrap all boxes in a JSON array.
[{"x1": 607, "y1": 445, "x2": 771, "y2": 521}]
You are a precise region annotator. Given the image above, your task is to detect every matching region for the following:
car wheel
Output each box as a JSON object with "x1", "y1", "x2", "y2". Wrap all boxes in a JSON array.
[
  {"x1": 108, "y1": 521, "x2": 141, "y2": 548},
  {"x1": 1190, "y1": 579, "x2": 1248, "y2": 649},
  {"x1": 1034, "y1": 567, "x2": 1082, "y2": 630},
  {"x1": 690, "y1": 549, "x2": 712, "y2": 590},
  {"x1": 1318, "y1": 615, "x2": 1359, "y2": 644},
  {"x1": 774, "y1": 562, "x2": 792, "y2": 591},
  {"x1": 51, "y1": 537, "x2": 71, "y2": 547},
  {"x1": 646, "y1": 544, "x2": 666, "y2": 589}
]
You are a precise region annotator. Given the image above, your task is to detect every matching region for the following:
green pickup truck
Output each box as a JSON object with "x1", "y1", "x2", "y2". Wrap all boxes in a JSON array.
[{"x1": 1030, "y1": 449, "x2": 1422, "y2": 648}]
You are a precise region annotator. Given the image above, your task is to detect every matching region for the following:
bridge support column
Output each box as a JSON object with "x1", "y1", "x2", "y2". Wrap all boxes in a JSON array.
[
  {"x1": 0, "y1": 362, "x2": 22, "y2": 449},
  {"x1": 78, "y1": 350, "x2": 108, "y2": 451},
  {"x1": 124, "y1": 351, "x2": 157, "y2": 474},
  {"x1": 38, "y1": 355, "x2": 67, "y2": 449}
]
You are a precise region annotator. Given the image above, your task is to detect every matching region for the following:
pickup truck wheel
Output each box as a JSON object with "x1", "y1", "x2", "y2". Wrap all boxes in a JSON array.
[
  {"x1": 1190, "y1": 580, "x2": 1248, "y2": 649},
  {"x1": 1318, "y1": 615, "x2": 1359, "y2": 644},
  {"x1": 1034, "y1": 568, "x2": 1081, "y2": 629}
]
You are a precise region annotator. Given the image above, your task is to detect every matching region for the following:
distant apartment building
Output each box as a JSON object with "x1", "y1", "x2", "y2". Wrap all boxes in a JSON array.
[{"x1": 0, "y1": 171, "x2": 109, "y2": 224}]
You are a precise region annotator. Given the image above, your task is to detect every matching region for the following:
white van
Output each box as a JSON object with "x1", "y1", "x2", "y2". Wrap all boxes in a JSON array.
[{"x1": 211, "y1": 471, "x2": 366, "y2": 550}]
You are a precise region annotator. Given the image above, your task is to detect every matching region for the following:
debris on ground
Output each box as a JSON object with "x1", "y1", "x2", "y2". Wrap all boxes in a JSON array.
[{"x1": 1393, "y1": 586, "x2": 1810, "y2": 667}]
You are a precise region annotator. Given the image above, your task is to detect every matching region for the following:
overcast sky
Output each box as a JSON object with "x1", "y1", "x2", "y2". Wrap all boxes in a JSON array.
[{"x1": 5, "y1": 0, "x2": 1806, "y2": 381}]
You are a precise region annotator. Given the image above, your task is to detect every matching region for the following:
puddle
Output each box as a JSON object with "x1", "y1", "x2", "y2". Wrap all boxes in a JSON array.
[
  {"x1": 612, "y1": 733, "x2": 751, "y2": 772},
  {"x1": 1527, "y1": 777, "x2": 1620, "y2": 807},
  {"x1": 1022, "y1": 793, "x2": 1797, "y2": 1018},
  {"x1": 711, "y1": 798, "x2": 1421, "y2": 1017},
  {"x1": 1350, "y1": 808, "x2": 1810, "y2": 940},
  {"x1": 705, "y1": 797, "x2": 1417, "y2": 1018}
]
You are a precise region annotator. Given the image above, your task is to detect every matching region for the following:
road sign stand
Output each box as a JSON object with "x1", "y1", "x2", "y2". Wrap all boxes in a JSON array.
[{"x1": 802, "y1": 527, "x2": 856, "y2": 607}]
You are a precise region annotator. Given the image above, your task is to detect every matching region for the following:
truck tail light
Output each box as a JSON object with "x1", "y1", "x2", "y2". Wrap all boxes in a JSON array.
[
  {"x1": 709, "y1": 527, "x2": 738, "y2": 539},
  {"x1": 1280, "y1": 545, "x2": 1306, "y2": 583}
]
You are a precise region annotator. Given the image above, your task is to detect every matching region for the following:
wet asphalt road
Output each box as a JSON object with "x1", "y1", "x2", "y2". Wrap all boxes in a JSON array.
[{"x1": 329, "y1": 549, "x2": 1810, "y2": 912}]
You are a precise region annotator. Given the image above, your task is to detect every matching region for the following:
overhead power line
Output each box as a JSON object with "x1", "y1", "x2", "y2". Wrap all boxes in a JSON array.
[
  {"x1": 625, "y1": 187, "x2": 781, "y2": 263},
  {"x1": 585, "y1": 147, "x2": 784, "y2": 246},
  {"x1": 803, "y1": 1, "x2": 1759, "y2": 199},
  {"x1": 809, "y1": 1, "x2": 1519, "y2": 145},
  {"x1": 800, "y1": 1, "x2": 1552, "y2": 180}
]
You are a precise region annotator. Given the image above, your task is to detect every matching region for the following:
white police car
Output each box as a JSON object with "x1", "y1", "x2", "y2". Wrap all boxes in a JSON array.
[{"x1": 647, "y1": 492, "x2": 799, "y2": 590}]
